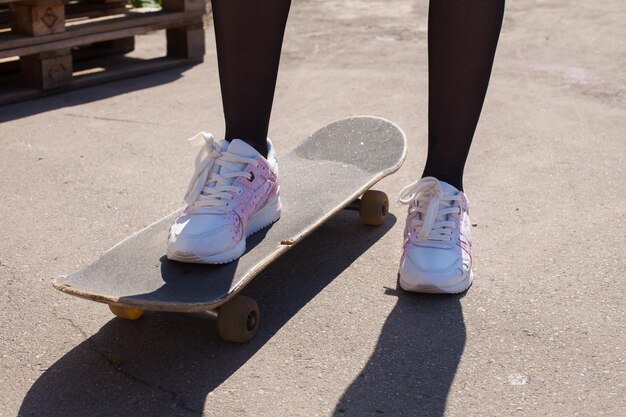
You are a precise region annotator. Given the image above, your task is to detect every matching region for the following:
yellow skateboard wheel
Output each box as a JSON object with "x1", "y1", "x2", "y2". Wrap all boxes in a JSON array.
[
  {"x1": 359, "y1": 190, "x2": 389, "y2": 226},
  {"x1": 217, "y1": 295, "x2": 260, "y2": 343},
  {"x1": 109, "y1": 305, "x2": 144, "y2": 320}
]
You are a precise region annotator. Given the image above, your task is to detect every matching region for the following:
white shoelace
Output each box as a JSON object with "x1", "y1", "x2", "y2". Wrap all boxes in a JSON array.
[
  {"x1": 183, "y1": 133, "x2": 258, "y2": 210},
  {"x1": 398, "y1": 177, "x2": 461, "y2": 242}
]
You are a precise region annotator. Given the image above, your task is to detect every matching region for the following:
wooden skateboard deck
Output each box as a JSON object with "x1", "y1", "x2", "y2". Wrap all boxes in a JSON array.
[{"x1": 53, "y1": 116, "x2": 406, "y2": 342}]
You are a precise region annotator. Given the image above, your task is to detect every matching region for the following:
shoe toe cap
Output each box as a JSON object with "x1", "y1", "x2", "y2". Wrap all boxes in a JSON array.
[
  {"x1": 168, "y1": 213, "x2": 241, "y2": 256},
  {"x1": 400, "y1": 247, "x2": 471, "y2": 290}
]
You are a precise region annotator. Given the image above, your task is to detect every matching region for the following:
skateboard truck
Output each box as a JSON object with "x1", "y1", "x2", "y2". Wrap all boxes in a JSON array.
[{"x1": 107, "y1": 294, "x2": 260, "y2": 343}]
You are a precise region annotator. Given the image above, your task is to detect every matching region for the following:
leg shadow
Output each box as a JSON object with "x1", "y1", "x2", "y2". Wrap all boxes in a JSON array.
[
  {"x1": 19, "y1": 212, "x2": 396, "y2": 417},
  {"x1": 333, "y1": 287, "x2": 467, "y2": 417}
]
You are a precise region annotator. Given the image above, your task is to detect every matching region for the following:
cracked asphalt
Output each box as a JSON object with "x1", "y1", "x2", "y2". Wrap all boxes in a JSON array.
[{"x1": 1, "y1": 0, "x2": 625, "y2": 416}]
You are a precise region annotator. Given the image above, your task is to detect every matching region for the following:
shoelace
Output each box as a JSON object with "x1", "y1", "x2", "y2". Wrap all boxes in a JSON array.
[
  {"x1": 183, "y1": 133, "x2": 258, "y2": 209},
  {"x1": 398, "y1": 177, "x2": 461, "y2": 242}
]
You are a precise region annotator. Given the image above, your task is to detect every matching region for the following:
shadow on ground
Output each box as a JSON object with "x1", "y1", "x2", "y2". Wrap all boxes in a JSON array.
[
  {"x1": 19, "y1": 212, "x2": 398, "y2": 417},
  {"x1": 333, "y1": 289, "x2": 466, "y2": 416},
  {"x1": 0, "y1": 63, "x2": 193, "y2": 124}
]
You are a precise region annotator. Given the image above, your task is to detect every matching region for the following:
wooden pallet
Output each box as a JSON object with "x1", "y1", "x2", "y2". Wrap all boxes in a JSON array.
[{"x1": 0, "y1": 0, "x2": 206, "y2": 105}]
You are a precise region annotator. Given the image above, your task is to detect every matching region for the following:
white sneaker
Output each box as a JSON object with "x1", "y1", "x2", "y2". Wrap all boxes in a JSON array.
[
  {"x1": 167, "y1": 133, "x2": 281, "y2": 264},
  {"x1": 398, "y1": 177, "x2": 473, "y2": 293}
]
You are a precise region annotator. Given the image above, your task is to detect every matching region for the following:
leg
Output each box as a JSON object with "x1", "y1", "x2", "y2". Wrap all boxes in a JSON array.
[
  {"x1": 423, "y1": 0, "x2": 505, "y2": 191},
  {"x1": 398, "y1": 1, "x2": 505, "y2": 294},
  {"x1": 211, "y1": 0, "x2": 292, "y2": 156},
  {"x1": 168, "y1": 1, "x2": 288, "y2": 264}
]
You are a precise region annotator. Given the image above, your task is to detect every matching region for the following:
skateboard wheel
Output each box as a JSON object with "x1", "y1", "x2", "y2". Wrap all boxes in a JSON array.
[
  {"x1": 109, "y1": 305, "x2": 144, "y2": 320},
  {"x1": 359, "y1": 190, "x2": 389, "y2": 226},
  {"x1": 217, "y1": 295, "x2": 260, "y2": 343}
]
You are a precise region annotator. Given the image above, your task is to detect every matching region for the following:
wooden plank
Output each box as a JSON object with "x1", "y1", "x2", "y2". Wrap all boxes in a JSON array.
[
  {"x1": 0, "y1": 55, "x2": 201, "y2": 105},
  {"x1": 0, "y1": 14, "x2": 203, "y2": 58},
  {"x1": 0, "y1": 9, "x2": 203, "y2": 55},
  {"x1": 0, "y1": 3, "x2": 128, "y2": 29},
  {"x1": 0, "y1": 10, "x2": 197, "y2": 49}
]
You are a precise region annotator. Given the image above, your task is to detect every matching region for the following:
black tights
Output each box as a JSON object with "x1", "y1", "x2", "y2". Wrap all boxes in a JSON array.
[
  {"x1": 211, "y1": 0, "x2": 505, "y2": 191},
  {"x1": 211, "y1": 0, "x2": 291, "y2": 157},
  {"x1": 424, "y1": 1, "x2": 505, "y2": 190}
]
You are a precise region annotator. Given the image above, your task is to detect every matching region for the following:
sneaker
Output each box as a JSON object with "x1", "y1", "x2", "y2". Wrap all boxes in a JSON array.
[
  {"x1": 167, "y1": 133, "x2": 281, "y2": 264},
  {"x1": 398, "y1": 177, "x2": 473, "y2": 294}
]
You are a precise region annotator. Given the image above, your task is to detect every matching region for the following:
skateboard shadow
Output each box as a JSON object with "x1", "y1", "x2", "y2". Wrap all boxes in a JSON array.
[
  {"x1": 332, "y1": 289, "x2": 467, "y2": 416},
  {"x1": 19, "y1": 211, "x2": 397, "y2": 416}
]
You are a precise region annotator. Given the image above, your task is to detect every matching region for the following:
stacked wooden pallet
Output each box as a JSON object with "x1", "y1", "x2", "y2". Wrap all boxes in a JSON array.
[{"x1": 0, "y1": 0, "x2": 206, "y2": 105}]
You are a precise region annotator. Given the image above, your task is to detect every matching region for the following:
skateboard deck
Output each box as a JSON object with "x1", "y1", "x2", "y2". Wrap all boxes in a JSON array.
[{"x1": 53, "y1": 116, "x2": 406, "y2": 341}]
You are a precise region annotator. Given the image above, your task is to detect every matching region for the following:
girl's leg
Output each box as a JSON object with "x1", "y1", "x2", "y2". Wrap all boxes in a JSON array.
[
  {"x1": 398, "y1": 1, "x2": 505, "y2": 294},
  {"x1": 168, "y1": 2, "x2": 290, "y2": 264},
  {"x1": 211, "y1": 0, "x2": 292, "y2": 157},
  {"x1": 423, "y1": 0, "x2": 505, "y2": 191}
]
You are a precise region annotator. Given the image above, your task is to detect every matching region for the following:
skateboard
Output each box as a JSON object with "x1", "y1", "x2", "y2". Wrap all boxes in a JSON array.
[{"x1": 53, "y1": 116, "x2": 407, "y2": 343}]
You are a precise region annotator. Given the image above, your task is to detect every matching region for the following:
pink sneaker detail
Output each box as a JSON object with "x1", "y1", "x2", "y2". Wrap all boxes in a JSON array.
[
  {"x1": 398, "y1": 177, "x2": 473, "y2": 294},
  {"x1": 167, "y1": 134, "x2": 281, "y2": 264}
]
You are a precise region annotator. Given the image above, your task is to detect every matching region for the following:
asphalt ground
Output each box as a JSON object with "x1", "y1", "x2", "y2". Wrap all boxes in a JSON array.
[{"x1": 1, "y1": 0, "x2": 624, "y2": 416}]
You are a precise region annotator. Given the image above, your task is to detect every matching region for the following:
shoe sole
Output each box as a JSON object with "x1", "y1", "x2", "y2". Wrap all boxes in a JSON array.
[
  {"x1": 167, "y1": 195, "x2": 282, "y2": 264},
  {"x1": 398, "y1": 270, "x2": 473, "y2": 294}
]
